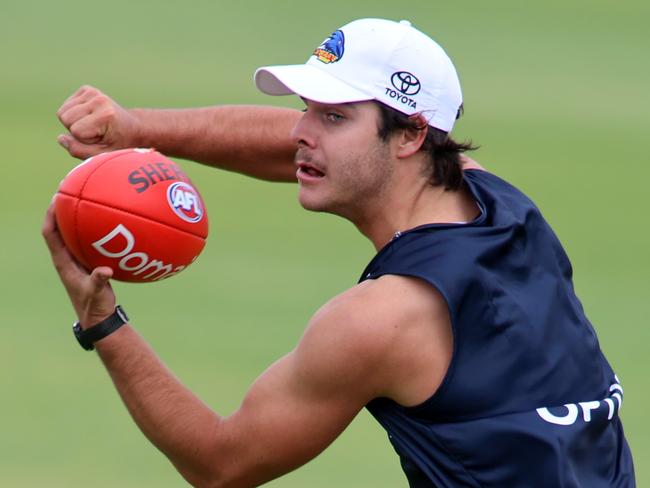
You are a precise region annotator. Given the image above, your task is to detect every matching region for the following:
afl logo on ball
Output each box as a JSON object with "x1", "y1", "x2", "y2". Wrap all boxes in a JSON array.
[{"x1": 167, "y1": 182, "x2": 203, "y2": 223}]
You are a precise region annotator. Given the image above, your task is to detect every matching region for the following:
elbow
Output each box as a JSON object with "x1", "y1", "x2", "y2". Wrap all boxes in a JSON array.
[
  {"x1": 181, "y1": 471, "x2": 252, "y2": 488},
  {"x1": 178, "y1": 467, "x2": 228, "y2": 488},
  {"x1": 175, "y1": 455, "x2": 254, "y2": 488},
  {"x1": 179, "y1": 458, "x2": 275, "y2": 488},
  {"x1": 172, "y1": 424, "x2": 265, "y2": 488}
]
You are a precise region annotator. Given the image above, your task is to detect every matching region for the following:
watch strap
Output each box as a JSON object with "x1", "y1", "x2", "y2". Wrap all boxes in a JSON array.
[{"x1": 73, "y1": 305, "x2": 129, "y2": 351}]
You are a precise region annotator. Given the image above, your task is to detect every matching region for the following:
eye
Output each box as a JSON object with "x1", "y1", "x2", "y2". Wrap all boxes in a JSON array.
[{"x1": 325, "y1": 112, "x2": 344, "y2": 122}]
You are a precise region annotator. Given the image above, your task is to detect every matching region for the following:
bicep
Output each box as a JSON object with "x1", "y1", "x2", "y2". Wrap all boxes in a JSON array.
[
  {"x1": 210, "y1": 277, "x2": 448, "y2": 486},
  {"x1": 217, "y1": 350, "x2": 368, "y2": 486}
]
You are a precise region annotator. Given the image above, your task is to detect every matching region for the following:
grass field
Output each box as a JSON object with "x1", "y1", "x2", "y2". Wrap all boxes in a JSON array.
[{"x1": 1, "y1": 0, "x2": 648, "y2": 486}]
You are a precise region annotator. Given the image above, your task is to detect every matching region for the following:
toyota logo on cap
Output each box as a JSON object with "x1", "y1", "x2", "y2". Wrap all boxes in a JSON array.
[{"x1": 391, "y1": 71, "x2": 421, "y2": 96}]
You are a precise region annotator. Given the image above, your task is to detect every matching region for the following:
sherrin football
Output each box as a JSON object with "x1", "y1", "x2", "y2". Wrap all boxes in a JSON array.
[{"x1": 55, "y1": 148, "x2": 209, "y2": 283}]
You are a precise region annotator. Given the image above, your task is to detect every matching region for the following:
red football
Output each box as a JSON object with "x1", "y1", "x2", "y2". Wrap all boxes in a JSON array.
[{"x1": 55, "y1": 148, "x2": 209, "y2": 283}]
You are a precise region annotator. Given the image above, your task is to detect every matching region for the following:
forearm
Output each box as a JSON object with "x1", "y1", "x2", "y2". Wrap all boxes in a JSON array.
[
  {"x1": 95, "y1": 324, "x2": 225, "y2": 487},
  {"x1": 130, "y1": 105, "x2": 301, "y2": 182}
]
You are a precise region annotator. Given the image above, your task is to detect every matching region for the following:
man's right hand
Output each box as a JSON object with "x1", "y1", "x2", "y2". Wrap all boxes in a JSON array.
[
  {"x1": 56, "y1": 85, "x2": 141, "y2": 159},
  {"x1": 56, "y1": 86, "x2": 301, "y2": 180}
]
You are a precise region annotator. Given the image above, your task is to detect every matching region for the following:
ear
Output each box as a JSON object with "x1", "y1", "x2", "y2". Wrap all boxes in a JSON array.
[{"x1": 395, "y1": 114, "x2": 428, "y2": 159}]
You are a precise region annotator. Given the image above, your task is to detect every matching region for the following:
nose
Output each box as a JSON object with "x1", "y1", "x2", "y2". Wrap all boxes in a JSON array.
[{"x1": 290, "y1": 111, "x2": 316, "y2": 149}]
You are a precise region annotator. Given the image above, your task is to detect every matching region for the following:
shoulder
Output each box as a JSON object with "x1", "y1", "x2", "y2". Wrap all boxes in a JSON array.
[
  {"x1": 296, "y1": 275, "x2": 453, "y2": 406},
  {"x1": 460, "y1": 154, "x2": 486, "y2": 171}
]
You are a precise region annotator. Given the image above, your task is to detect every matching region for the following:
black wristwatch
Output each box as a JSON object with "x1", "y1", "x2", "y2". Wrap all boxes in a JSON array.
[{"x1": 72, "y1": 305, "x2": 129, "y2": 351}]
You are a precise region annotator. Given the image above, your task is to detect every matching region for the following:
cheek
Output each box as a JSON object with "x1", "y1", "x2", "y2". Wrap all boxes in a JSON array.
[
  {"x1": 341, "y1": 149, "x2": 390, "y2": 189},
  {"x1": 330, "y1": 132, "x2": 383, "y2": 167}
]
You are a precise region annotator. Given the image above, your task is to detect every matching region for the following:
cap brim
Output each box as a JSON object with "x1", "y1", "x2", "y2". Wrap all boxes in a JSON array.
[{"x1": 254, "y1": 64, "x2": 372, "y2": 104}]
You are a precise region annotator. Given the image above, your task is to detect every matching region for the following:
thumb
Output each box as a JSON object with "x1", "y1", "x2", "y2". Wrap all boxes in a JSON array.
[
  {"x1": 90, "y1": 266, "x2": 114, "y2": 292},
  {"x1": 57, "y1": 134, "x2": 106, "y2": 159}
]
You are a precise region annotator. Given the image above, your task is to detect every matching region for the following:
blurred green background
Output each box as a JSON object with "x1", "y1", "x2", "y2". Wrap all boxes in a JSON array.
[{"x1": 1, "y1": 0, "x2": 647, "y2": 486}]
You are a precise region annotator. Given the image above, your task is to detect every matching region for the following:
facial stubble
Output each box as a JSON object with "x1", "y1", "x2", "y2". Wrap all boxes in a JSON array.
[{"x1": 300, "y1": 139, "x2": 395, "y2": 223}]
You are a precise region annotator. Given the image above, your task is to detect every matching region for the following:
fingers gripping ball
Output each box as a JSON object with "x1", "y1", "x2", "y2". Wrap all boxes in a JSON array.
[{"x1": 55, "y1": 148, "x2": 209, "y2": 283}]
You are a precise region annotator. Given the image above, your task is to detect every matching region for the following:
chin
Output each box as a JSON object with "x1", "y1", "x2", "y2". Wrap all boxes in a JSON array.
[
  {"x1": 299, "y1": 195, "x2": 357, "y2": 225},
  {"x1": 297, "y1": 188, "x2": 336, "y2": 214},
  {"x1": 298, "y1": 193, "x2": 327, "y2": 213}
]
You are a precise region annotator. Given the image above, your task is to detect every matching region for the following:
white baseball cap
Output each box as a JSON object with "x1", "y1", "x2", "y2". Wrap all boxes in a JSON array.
[{"x1": 254, "y1": 18, "x2": 463, "y2": 132}]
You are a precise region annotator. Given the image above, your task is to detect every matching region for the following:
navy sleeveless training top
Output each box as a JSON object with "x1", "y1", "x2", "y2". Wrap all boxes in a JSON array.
[{"x1": 360, "y1": 170, "x2": 635, "y2": 487}]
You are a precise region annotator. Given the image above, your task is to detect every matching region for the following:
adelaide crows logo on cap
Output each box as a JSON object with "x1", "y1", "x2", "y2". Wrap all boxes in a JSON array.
[{"x1": 313, "y1": 30, "x2": 345, "y2": 64}]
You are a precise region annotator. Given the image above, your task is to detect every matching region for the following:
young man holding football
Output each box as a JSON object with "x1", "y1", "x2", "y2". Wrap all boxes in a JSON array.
[{"x1": 45, "y1": 18, "x2": 635, "y2": 487}]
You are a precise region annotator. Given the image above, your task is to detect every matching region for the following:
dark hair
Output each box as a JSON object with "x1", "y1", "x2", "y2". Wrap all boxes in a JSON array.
[{"x1": 376, "y1": 102, "x2": 478, "y2": 191}]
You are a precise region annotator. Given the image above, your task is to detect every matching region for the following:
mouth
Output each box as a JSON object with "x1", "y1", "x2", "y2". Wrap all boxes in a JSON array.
[{"x1": 296, "y1": 162, "x2": 326, "y2": 179}]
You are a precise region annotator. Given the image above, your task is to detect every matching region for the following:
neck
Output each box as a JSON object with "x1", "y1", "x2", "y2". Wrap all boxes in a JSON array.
[{"x1": 353, "y1": 178, "x2": 478, "y2": 251}]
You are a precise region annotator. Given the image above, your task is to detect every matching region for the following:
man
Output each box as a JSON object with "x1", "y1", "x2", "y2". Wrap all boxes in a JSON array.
[{"x1": 45, "y1": 18, "x2": 635, "y2": 487}]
